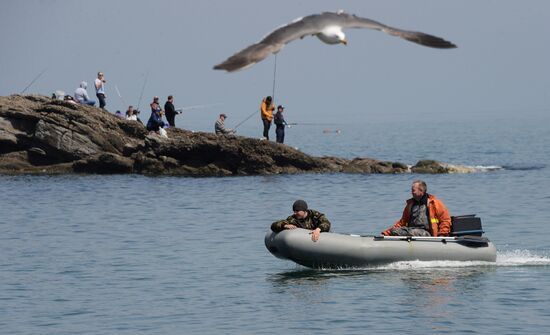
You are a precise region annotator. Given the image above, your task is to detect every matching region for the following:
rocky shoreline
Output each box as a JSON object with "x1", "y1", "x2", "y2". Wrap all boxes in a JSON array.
[{"x1": 0, "y1": 95, "x2": 476, "y2": 176}]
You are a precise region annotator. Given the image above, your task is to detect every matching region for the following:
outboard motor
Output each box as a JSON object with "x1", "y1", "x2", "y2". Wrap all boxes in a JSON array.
[{"x1": 451, "y1": 214, "x2": 484, "y2": 236}]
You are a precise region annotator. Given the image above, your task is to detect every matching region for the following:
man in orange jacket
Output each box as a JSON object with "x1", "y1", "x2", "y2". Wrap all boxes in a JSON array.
[
  {"x1": 260, "y1": 96, "x2": 275, "y2": 140},
  {"x1": 382, "y1": 180, "x2": 451, "y2": 237}
]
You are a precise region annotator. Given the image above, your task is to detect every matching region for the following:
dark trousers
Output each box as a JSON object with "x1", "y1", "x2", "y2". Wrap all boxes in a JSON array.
[
  {"x1": 262, "y1": 119, "x2": 271, "y2": 140},
  {"x1": 390, "y1": 227, "x2": 431, "y2": 237},
  {"x1": 147, "y1": 120, "x2": 165, "y2": 132},
  {"x1": 166, "y1": 113, "x2": 176, "y2": 127},
  {"x1": 96, "y1": 93, "x2": 106, "y2": 109},
  {"x1": 276, "y1": 126, "x2": 285, "y2": 143}
]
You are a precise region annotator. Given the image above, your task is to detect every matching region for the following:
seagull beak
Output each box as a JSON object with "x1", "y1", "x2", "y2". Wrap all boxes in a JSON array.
[{"x1": 341, "y1": 39, "x2": 348, "y2": 46}]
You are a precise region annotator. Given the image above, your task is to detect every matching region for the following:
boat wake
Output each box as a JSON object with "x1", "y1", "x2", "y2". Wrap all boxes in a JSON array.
[
  {"x1": 369, "y1": 249, "x2": 550, "y2": 270},
  {"x1": 494, "y1": 249, "x2": 550, "y2": 266},
  {"x1": 311, "y1": 249, "x2": 550, "y2": 272}
]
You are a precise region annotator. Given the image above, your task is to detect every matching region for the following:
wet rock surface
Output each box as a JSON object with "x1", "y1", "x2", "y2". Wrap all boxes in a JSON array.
[{"x1": 0, "y1": 95, "x2": 475, "y2": 176}]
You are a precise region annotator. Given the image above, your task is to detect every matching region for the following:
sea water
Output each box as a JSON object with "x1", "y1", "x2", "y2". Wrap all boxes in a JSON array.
[{"x1": 1, "y1": 116, "x2": 550, "y2": 334}]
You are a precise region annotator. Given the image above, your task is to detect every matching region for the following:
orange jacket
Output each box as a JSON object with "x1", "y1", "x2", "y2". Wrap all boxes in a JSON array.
[
  {"x1": 382, "y1": 194, "x2": 451, "y2": 236},
  {"x1": 260, "y1": 98, "x2": 275, "y2": 121}
]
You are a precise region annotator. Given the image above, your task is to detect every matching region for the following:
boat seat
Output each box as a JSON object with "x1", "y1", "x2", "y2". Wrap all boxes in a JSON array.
[{"x1": 451, "y1": 214, "x2": 484, "y2": 236}]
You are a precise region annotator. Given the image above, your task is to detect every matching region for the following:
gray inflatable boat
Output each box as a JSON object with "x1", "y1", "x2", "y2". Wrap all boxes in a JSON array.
[{"x1": 265, "y1": 229, "x2": 497, "y2": 268}]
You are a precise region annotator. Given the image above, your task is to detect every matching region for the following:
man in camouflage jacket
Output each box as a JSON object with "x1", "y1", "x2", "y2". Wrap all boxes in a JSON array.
[{"x1": 271, "y1": 200, "x2": 331, "y2": 242}]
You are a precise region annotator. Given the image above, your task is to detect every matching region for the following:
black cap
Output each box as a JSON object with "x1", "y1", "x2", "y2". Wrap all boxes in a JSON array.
[
  {"x1": 277, "y1": 105, "x2": 284, "y2": 110},
  {"x1": 220, "y1": 113, "x2": 227, "y2": 118},
  {"x1": 292, "y1": 199, "x2": 308, "y2": 212}
]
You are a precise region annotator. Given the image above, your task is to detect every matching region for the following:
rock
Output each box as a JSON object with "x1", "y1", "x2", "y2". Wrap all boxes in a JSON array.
[
  {"x1": 441, "y1": 163, "x2": 477, "y2": 174},
  {"x1": 34, "y1": 119, "x2": 101, "y2": 160},
  {"x1": 0, "y1": 129, "x2": 19, "y2": 152},
  {"x1": 0, "y1": 151, "x2": 31, "y2": 171},
  {"x1": 73, "y1": 153, "x2": 134, "y2": 174},
  {"x1": 27, "y1": 146, "x2": 49, "y2": 165},
  {"x1": 0, "y1": 94, "x2": 476, "y2": 176},
  {"x1": 0, "y1": 150, "x2": 73, "y2": 174},
  {"x1": 411, "y1": 160, "x2": 449, "y2": 173},
  {"x1": 122, "y1": 143, "x2": 139, "y2": 156}
]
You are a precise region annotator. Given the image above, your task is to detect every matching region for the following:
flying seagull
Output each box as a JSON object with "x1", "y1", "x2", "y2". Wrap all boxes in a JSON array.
[{"x1": 214, "y1": 11, "x2": 456, "y2": 72}]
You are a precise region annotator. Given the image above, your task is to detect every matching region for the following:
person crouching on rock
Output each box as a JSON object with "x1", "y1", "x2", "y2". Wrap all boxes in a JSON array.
[
  {"x1": 126, "y1": 105, "x2": 138, "y2": 121},
  {"x1": 271, "y1": 200, "x2": 331, "y2": 242},
  {"x1": 74, "y1": 81, "x2": 96, "y2": 106},
  {"x1": 146, "y1": 96, "x2": 166, "y2": 133},
  {"x1": 214, "y1": 113, "x2": 235, "y2": 135}
]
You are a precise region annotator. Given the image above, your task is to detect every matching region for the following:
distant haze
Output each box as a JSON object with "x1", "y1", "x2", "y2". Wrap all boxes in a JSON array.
[{"x1": 1, "y1": 0, "x2": 549, "y2": 133}]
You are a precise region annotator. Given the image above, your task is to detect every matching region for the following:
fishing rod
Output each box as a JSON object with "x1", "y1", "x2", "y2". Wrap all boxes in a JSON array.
[
  {"x1": 176, "y1": 103, "x2": 224, "y2": 113},
  {"x1": 233, "y1": 110, "x2": 258, "y2": 130},
  {"x1": 234, "y1": 55, "x2": 278, "y2": 131},
  {"x1": 287, "y1": 122, "x2": 342, "y2": 126},
  {"x1": 21, "y1": 68, "x2": 47, "y2": 94},
  {"x1": 115, "y1": 84, "x2": 127, "y2": 107},
  {"x1": 136, "y1": 70, "x2": 149, "y2": 112},
  {"x1": 232, "y1": 57, "x2": 279, "y2": 131},
  {"x1": 272, "y1": 54, "x2": 278, "y2": 102}
]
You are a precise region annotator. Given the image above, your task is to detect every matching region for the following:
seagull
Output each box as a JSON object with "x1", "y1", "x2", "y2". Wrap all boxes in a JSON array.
[{"x1": 214, "y1": 11, "x2": 456, "y2": 72}]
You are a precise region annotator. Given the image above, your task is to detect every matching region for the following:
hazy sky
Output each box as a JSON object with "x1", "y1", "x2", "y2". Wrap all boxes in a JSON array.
[{"x1": 1, "y1": 0, "x2": 549, "y2": 131}]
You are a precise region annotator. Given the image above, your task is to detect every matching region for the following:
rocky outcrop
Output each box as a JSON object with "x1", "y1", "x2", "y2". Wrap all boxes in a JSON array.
[
  {"x1": 411, "y1": 160, "x2": 478, "y2": 174},
  {"x1": 0, "y1": 95, "x2": 476, "y2": 176}
]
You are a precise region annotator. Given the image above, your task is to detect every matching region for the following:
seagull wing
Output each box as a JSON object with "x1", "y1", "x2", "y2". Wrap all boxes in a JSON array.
[
  {"x1": 213, "y1": 12, "x2": 456, "y2": 72},
  {"x1": 336, "y1": 12, "x2": 457, "y2": 49},
  {"x1": 213, "y1": 14, "x2": 327, "y2": 72}
]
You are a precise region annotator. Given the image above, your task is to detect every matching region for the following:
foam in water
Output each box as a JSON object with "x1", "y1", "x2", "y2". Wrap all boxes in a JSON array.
[
  {"x1": 458, "y1": 164, "x2": 546, "y2": 172},
  {"x1": 319, "y1": 250, "x2": 550, "y2": 271},
  {"x1": 373, "y1": 250, "x2": 550, "y2": 270},
  {"x1": 495, "y1": 249, "x2": 550, "y2": 266},
  {"x1": 375, "y1": 260, "x2": 494, "y2": 270},
  {"x1": 471, "y1": 165, "x2": 503, "y2": 172}
]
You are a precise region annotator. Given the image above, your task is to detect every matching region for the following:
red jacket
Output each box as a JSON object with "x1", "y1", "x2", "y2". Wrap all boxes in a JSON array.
[{"x1": 383, "y1": 194, "x2": 451, "y2": 236}]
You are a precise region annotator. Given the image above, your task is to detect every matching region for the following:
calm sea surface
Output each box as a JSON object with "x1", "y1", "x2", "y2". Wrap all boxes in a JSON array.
[{"x1": 1, "y1": 116, "x2": 550, "y2": 334}]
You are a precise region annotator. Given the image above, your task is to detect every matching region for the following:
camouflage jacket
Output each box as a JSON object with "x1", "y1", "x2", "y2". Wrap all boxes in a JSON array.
[{"x1": 271, "y1": 209, "x2": 331, "y2": 233}]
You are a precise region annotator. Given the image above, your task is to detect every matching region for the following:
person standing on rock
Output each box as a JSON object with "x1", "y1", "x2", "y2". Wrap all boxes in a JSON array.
[
  {"x1": 164, "y1": 95, "x2": 180, "y2": 128},
  {"x1": 74, "y1": 81, "x2": 96, "y2": 106},
  {"x1": 260, "y1": 96, "x2": 275, "y2": 140},
  {"x1": 274, "y1": 105, "x2": 288, "y2": 144},
  {"x1": 381, "y1": 180, "x2": 451, "y2": 237},
  {"x1": 215, "y1": 113, "x2": 235, "y2": 135},
  {"x1": 94, "y1": 72, "x2": 107, "y2": 109},
  {"x1": 271, "y1": 200, "x2": 331, "y2": 242}
]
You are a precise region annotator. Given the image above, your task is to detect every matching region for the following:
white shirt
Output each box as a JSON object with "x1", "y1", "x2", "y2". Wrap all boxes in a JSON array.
[{"x1": 95, "y1": 78, "x2": 105, "y2": 94}]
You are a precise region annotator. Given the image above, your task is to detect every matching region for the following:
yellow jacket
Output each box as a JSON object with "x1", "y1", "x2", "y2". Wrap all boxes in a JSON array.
[{"x1": 260, "y1": 98, "x2": 275, "y2": 121}]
